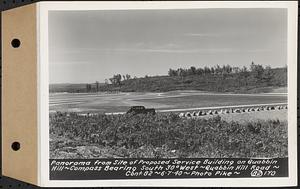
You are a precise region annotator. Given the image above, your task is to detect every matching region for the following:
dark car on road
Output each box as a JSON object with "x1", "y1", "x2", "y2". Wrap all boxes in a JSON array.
[{"x1": 126, "y1": 106, "x2": 156, "y2": 115}]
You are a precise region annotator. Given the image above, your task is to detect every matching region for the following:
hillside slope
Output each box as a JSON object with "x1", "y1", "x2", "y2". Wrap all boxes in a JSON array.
[{"x1": 50, "y1": 66, "x2": 287, "y2": 94}]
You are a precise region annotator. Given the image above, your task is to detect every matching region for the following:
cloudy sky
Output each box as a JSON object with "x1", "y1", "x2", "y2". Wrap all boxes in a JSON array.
[{"x1": 49, "y1": 8, "x2": 287, "y2": 84}]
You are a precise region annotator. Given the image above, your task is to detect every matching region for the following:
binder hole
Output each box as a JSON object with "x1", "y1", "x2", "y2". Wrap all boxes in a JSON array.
[
  {"x1": 11, "y1": 142, "x2": 20, "y2": 151},
  {"x1": 11, "y1": 39, "x2": 21, "y2": 48}
]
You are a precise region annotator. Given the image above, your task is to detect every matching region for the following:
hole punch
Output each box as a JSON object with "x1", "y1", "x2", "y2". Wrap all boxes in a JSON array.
[
  {"x1": 11, "y1": 38, "x2": 21, "y2": 48},
  {"x1": 11, "y1": 142, "x2": 21, "y2": 151}
]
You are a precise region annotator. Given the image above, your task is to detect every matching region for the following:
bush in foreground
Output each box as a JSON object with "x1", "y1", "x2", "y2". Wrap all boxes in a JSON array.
[{"x1": 50, "y1": 113, "x2": 288, "y2": 158}]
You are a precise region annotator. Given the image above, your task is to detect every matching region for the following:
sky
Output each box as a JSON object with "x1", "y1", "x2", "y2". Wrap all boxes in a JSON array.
[{"x1": 49, "y1": 8, "x2": 287, "y2": 84}]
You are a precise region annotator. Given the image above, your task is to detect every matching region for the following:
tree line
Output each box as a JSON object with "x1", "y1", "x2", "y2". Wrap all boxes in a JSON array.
[{"x1": 168, "y1": 62, "x2": 275, "y2": 79}]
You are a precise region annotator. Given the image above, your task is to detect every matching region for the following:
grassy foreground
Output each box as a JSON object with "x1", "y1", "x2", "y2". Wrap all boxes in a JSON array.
[{"x1": 50, "y1": 113, "x2": 288, "y2": 159}]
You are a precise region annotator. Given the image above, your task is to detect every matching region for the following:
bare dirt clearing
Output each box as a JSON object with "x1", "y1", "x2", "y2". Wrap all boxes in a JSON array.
[{"x1": 50, "y1": 91, "x2": 287, "y2": 114}]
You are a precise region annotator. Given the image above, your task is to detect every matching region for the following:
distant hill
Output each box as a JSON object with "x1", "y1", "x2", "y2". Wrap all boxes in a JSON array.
[
  {"x1": 49, "y1": 64, "x2": 287, "y2": 94},
  {"x1": 49, "y1": 83, "x2": 104, "y2": 93}
]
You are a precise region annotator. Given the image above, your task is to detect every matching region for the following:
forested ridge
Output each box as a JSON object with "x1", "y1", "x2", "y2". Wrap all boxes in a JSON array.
[{"x1": 50, "y1": 62, "x2": 287, "y2": 93}]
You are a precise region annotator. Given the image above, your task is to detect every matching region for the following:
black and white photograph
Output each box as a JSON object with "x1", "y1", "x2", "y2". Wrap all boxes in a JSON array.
[
  {"x1": 0, "y1": 1, "x2": 297, "y2": 187},
  {"x1": 49, "y1": 7, "x2": 289, "y2": 160}
]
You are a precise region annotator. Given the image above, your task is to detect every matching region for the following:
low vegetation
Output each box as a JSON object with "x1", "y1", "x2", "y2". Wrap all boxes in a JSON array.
[{"x1": 50, "y1": 112, "x2": 288, "y2": 159}]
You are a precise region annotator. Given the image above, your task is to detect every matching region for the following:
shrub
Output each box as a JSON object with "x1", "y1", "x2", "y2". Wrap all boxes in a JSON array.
[{"x1": 50, "y1": 113, "x2": 288, "y2": 158}]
